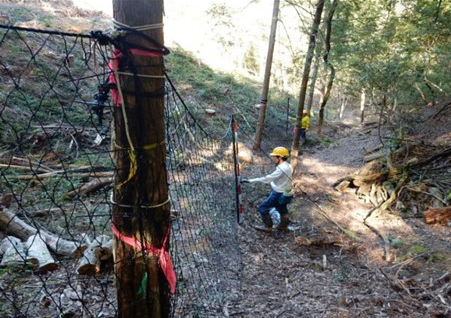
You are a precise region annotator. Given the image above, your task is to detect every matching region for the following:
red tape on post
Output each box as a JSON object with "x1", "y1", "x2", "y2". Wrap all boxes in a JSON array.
[
  {"x1": 112, "y1": 224, "x2": 176, "y2": 294},
  {"x1": 108, "y1": 48, "x2": 165, "y2": 107}
]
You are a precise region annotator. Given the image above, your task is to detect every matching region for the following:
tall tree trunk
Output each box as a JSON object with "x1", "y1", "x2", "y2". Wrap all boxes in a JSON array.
[
  {"x1": 253, "y1": 0, "x2": 280, "y2": 150},
  {"x1": 290, "y1": 0, "x2": 325, "y2": 171},
  {"x1": 360, "y1": 89, "x2": 366, "y2": 123},
  {"x1": 112, "y1": 1, "x2": 171, "y2": 317},
  {"x1": 317, "y1": 77, "x2": 326, "y2": 135},
  {"x1": 305, "y1": 46, "x2": 322, "y2": 112},
  {"x1": 316, "y1": 0, "x2": 338, "y2": 136}
]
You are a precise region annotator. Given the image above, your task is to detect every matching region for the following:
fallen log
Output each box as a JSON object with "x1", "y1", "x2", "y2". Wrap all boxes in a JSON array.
[
  {"x1": 333, "y1": 172, "x2": 387, "y2": 189},
  {"x1": 334, "y1": 180, "x2": 351, "y2": 192},
  {"x1": 77, "y1": 235, "x2": 112, "y2": 275},
  {"x1": 0, "y1": 237, "x2": 27, "y2": 267},
  {"x1": 0, "y1": 164, "x2": 52, "y2": 174},
  {"x1": 26, "y1": 207, "x2": 62, "y2": 218},
  {"x1": 424, "y1": 206, "x2": 451, "y2": 225},
  {"x1": 0, "y1": 157, "x2": 54, "y2": 172},
  {"x1": 363, "y1": 144, "x2": 383, "y2": 155},
  {"x1": 352, "y1": 173, "x2": 386, "y2": 187},
  {"x1": 0, "y1": 208, "x2": 85, "y2": 257},
  {"x1": 64, "y1": 177, "x2": 113, "y2": 200},
  {"x1": 25, "y1": 234, "x2": 58, "y2": 272},
  {"x1": 357, "y1": 160, "x2": 385, "y2": 176},
  {"x1": 18, "y1": 171, "x2": 113, "y2": 181},
  {"x1": 364, "y1": 151, "x2": 384, "y2": 162}
]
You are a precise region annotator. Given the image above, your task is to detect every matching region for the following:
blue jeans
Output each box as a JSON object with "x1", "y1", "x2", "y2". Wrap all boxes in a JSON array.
[
  {"x1": 258, "y1": 190, "x2": 288, "y2": 217},
  {"x1": 300, "y1": 129, "x2": 306, "y2": 140}
]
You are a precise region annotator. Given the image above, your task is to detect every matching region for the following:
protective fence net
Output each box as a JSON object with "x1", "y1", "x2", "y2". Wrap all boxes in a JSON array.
[{"x1": 0, "y1": 25, "x2": 241, "y2": 317}]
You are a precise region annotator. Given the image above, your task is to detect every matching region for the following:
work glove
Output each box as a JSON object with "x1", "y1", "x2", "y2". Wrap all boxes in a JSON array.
[{"x1": 240, "y1": 178, "x2": 250, "y2": 184}]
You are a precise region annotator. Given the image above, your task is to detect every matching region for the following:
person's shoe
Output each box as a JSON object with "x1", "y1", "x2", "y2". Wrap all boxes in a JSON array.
[
  {"x1": 253, "y1": 224, "x2": 273, "y2": 232},
  {"x1": 277, "y1": 214, "x2": 290, "y2": 232},
  {"x1": 254, "y1": 214, "x2": 273, "y2": 232}
]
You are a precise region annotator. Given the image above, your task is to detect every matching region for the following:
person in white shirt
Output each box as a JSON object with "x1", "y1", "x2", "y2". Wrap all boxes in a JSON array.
[{"x1": 242, "y1": 147, "x2": 293, "y2": 232}]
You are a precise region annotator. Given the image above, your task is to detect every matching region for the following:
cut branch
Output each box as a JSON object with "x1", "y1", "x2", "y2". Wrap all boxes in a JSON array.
[
  {"x1": 64, "y1": 177, "x2": 113, "y2": 199},
  {"x1": 18, "y1": 171, "x2": 113, "y2": 181},
  {"x1": 25, "y1": 234, "x2": 58, "y2": 272},
  {"x1": 77, "y1": 235, "x2": 112, "y2": 275}
]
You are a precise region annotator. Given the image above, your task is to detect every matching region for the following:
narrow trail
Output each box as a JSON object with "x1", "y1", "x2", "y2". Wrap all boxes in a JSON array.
[{"x1": 232, "y1": 121, "x2": 428, "y2": 317}]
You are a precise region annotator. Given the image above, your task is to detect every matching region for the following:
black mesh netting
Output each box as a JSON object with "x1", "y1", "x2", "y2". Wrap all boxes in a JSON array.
[{"x1": 0, "y1": 25, "x2": 241, "y2": 318}]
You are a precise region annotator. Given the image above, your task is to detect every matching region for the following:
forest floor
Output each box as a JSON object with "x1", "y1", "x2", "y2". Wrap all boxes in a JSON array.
[{"x1": 235, "y1": 113, "x2": 451, "y2": 318}]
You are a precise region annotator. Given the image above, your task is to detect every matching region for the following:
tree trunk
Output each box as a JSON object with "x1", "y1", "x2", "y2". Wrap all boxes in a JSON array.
[
  {"x1": 253, "y1": 0, "x2": 280, "y2": 150},
  {"x1": 316, "y1": 0, "x2": 338, "y2": 136},
  {"x1": 291, "y1": 0, "x2": 325, "y2": 171},
  {"x1": 317, "y1": 77, "x2": 326, "y2": 135},
  {"x1": 112, "y1": 1, "x2": 171, "y2": 317},
  {"x1": 305, "y1": 45, "x2": 322, "y2": 112},
  {"x1": 360, "y1": 90, "x2": 366, "y2": 123}
]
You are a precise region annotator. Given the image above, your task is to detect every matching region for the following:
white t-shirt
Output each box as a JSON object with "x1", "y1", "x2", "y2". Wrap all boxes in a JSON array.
[{"x1": 249, "y1": 161, "x2": 292, "y2": 193}]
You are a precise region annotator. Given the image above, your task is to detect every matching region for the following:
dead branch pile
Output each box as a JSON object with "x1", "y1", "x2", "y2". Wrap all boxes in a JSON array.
[
  {"x1": 381, "y1": 268, "x2": 451, "y2": 316},
  {"x1": 334, "y1": 144, "x2": 451, "y2": 225}
]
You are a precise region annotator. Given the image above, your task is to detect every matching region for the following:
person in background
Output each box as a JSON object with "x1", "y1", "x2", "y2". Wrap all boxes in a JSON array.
[
  {"x1": 300, "y1": 109, "x2": 310, "y2": 145},
  {"x1": 242, "y1": 147, "x2": 293, "y2": 232}
]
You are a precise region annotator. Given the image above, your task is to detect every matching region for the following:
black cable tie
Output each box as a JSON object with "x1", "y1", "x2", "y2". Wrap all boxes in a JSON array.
[
  {"x1": 90, "y1": 30, "x2": 112, "y2": 46},
  {"x1": 115, "y1": 28, "x2": 170, "y2": 56}
]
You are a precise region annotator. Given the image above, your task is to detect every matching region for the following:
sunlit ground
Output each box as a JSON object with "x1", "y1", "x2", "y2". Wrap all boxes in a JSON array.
[{"x1": 72, "y1": 0, "x2": 112, "y2": 15}]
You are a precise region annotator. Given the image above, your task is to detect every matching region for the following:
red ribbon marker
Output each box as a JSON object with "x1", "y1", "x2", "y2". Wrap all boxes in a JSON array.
[
  {"x1": 112, "y1": 224, "x2": 176, "y2": 294},
  {"x1": 108, "y1": 48, "x2": 165, "y2": 107}
]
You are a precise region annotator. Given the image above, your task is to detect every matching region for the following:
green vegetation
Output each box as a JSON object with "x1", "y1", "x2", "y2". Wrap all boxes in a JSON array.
[
  {"x1": 331, "y1": 0, "x2": 451, "y2": 112},
  {"x1": 166, "y1": 47, "x2": 296, "y2": 139}
]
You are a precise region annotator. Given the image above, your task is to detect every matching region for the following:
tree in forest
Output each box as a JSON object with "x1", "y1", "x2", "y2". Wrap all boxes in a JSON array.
[
  {"x1": 331, "y1": 0, "x2": 451, "y2": 124},
  {"x1": 316, "y1": 0, "x2": 338, "y2": 135},
  {"x1": 290, "y1": 0, "x2": 325, "y2": 172},
  {"x1": 253, "y1": 0, "x2": 280, "y2": 150}
]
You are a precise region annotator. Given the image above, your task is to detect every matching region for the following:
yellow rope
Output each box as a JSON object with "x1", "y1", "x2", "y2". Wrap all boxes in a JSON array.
[{"x1": 114, "y1": 141, "x2": 165, "y2": 189}]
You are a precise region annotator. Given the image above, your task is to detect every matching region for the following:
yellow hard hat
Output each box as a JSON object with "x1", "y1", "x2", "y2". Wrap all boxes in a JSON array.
[
  {"x1": 303, "y1": 110, "x2": 309, "y2": 115},
  {"x1": 270, "y1": 147, "x2": 289, "y2": 157}
]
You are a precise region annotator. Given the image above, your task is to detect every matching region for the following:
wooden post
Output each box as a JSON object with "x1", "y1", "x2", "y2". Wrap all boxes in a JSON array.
[
  {"x1": 112, "y1": 1, "x2": 171, "y2": 317},
  {"x1": 253, "y1": 0, "x2": 280, "y2": 150}
]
